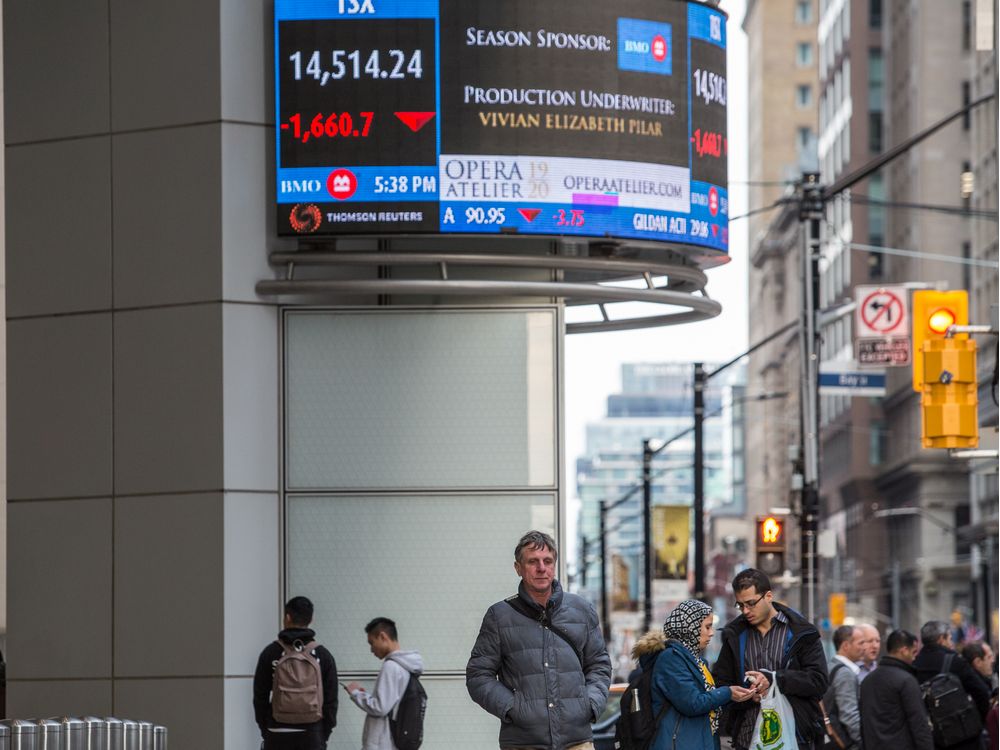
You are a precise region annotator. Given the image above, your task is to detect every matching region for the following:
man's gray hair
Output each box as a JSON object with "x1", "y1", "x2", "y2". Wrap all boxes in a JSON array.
[
  {"x1": 920, "y1": 620, "x2": 951, "y2": 646},
  {"x1": 515, "y1": 530, "x2": 558, "y2": 563}
]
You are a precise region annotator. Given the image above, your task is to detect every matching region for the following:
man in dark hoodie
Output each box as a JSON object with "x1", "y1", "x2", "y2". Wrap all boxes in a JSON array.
[
  {"x1": 859, "y1": 629, "x2": 933, "y2": 750},
  {"x1": 712, "y1": 568, "x2": 829, "y2": 750},
  {"x1": 254, "y1": 596, "x2": 339, "y2": 749}
]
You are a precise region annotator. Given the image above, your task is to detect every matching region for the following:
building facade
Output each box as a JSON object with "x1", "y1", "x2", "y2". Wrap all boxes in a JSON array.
[
  {"x1": 743, "y1": 0, "x2": 819, "y2": 611},
  {"x1": 815, "y1": 0, "x2": 891, "y2": 629}
]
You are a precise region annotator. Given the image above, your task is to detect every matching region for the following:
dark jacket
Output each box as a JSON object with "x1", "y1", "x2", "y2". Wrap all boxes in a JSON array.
[
  {"x1": 860, "y1": 655, "x2": 933, "y2": 750},
  {"x1": 913, "y1": 642, "x2": 992, "y2": 750},
  {"x1": 466, "y1": 580, "x2": 612, "y2": 750},
  {"x1": 633, "y1": 630, "x2": 733, "y2": 750},
  {"x1": 253, "y1": 627, "x2": 338, "y2": 741},
  {"x1": 712, "y1": 601, "x2": 829, "y2": 747}
]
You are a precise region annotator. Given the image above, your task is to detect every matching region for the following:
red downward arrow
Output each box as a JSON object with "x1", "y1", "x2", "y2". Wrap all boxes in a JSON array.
[
  {"x1": 518, "y1": 208, "x2": 542, "y2": 222},
  {"x1": 394, "y1": 112, "x2": 436, "y2": 132},
  {"x1": 711, "y1": 224, "x2": 719, "y2": 237}
]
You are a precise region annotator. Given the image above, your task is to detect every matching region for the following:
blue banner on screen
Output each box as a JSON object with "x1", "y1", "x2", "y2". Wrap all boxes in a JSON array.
[{"x1": 274, "y1": 0, "x2": 728, "y2": 254}]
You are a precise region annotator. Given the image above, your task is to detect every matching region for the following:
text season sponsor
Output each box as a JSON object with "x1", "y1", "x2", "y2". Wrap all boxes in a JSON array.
[{"x1": 465, "y1": 28, "x2": 612, "y2": 51}]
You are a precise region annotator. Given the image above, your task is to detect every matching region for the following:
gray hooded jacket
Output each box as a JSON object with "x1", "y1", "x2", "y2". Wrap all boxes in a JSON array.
[
  {"x1": 350, "y1": 649, "x2": 424, "y2": 750},
  {"x1": 466, "y1": 580, "x2": 612, "y2": 750}
]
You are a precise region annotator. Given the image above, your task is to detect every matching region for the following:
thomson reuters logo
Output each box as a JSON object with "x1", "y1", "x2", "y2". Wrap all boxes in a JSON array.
[
  {"x1": 327, "y1": 169, "x2": 358, "y2": 200},
  {"x1": 289, "y1": 204, "x2": 322, "y2": 234},
  {"x1": 651, "y1": 34, "x2": 668, "y2": 61}
]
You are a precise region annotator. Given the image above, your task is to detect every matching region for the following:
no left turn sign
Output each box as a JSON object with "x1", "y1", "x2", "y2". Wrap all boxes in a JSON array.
[{"x1": 856, "y1": 285, "x2": 909, "y2": 337}]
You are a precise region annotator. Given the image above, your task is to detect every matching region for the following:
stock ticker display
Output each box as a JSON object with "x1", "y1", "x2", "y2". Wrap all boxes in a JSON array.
[{"x1": 275, "y1": 0, "x2": 729, "y2": 252}]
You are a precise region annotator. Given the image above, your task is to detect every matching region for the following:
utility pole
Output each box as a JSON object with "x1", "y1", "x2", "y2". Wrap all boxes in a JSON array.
[
  {"x1": 599, "y1": 505, "x2": 609, "y2": 642},
  {"x1": 642, "y1": 439, "x2": 653, "y2": 632},
  {"x1": 693, "y1": 363, "x2": 706, "y2": 599},
  {"x1": 799, "y1": 172, "x2": 823, "y2": 623}
]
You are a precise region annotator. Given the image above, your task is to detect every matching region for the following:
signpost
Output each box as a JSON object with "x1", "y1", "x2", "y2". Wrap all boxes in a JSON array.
[
  {"x1": 855, "y1": 285, "x2": 911, "y2": 366},
  {"x1": 819, "y1": 362, "x2": 887, "y2": 396}
]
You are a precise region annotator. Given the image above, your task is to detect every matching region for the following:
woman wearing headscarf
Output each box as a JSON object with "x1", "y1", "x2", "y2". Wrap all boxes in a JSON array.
[{"x1": 631, "y1": 599, "x2": 756, "y2": 750}]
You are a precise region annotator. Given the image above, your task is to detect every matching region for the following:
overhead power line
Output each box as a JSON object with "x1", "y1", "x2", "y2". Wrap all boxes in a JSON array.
[
  {"x1": 728, "y1": 198, "x2": 793, "y2": 223},
  {"x1": 850, "y1": 193, "x2": 999, "y2": 220}
]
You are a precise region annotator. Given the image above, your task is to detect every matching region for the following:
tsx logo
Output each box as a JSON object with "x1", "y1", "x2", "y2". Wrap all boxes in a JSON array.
[
  {"x1": 327, "y1": 169, "x2": 358, "y2": 200},
  {"x1": 617, "y1": 18, "x2": 672, "y2": 76}
]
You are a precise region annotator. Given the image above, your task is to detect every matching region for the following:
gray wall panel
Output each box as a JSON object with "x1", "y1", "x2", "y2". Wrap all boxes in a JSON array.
[
  {"x1": 5, "y1": 137, "x2": 113, "y2": 317},
  {"x1": 7, "y1": 314, "x2": 113, "y2": 500},
  {"x1": 3, "y1": 0, "x2": 110, "y2": 143},
  {"x1": 113, "y1": 306, "x2": 224, "y2": 495}
]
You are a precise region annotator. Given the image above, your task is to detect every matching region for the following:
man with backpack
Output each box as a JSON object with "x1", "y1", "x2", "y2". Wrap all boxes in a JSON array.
[
  {"x1": 823, "y1": 625, "x2": 864, "y2": 749},
  {"x1": 467, "y1": 530, "x2": 612, "y2": 750},
  {"x1": 913, "y1": 620, "x2": 991, "y2": 750},
  {"x1": 346, "y1": 617, "x2": 426, "y2": 750},
  {"x1": 253, "y1": 596, "x2": 339, "y2": 749},
  {"x1": 859, "y1": 629, "x2": 933, "y2": 750},
  {"x1": 712, "y1": 568, "x2": 829, "y2": 750}
]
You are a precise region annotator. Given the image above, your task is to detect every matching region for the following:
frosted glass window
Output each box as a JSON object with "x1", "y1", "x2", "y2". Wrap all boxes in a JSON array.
[
  {"x1": 286, "y1": 493, "x2": 556, "y2": 672},
  {"x1": 333, "y1": 676, "x2": 504, "y2": 750},
  {"x1": 285, "y1": 309, "x2": 556, "y2": 489}
]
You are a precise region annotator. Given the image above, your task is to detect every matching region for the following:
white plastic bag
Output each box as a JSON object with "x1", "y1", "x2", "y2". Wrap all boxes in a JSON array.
[{"x1": 752, "y1": 671, "x2": 797, "y2": 750}]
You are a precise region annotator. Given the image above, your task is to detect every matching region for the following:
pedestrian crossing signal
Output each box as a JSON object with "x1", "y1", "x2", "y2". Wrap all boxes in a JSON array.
[{"x1": 757, "y1": 516, "x2": 785, "y2": 550}]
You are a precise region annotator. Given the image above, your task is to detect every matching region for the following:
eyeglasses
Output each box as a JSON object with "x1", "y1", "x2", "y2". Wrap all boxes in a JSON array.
[{"x1": 734, "y1": 593, "x2": 767, "y2": 612}]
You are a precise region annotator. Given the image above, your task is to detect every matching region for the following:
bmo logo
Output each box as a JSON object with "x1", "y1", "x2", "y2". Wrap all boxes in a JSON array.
[
  {"x1": 617, "y1": 18, "x2": 673, "y2": 76},
  {"x1": 651, "y1": 34, "x2": 668, "y2": 62},
  {"x1": 327, "y1": 169, "x2": 358, "y2": 200}
]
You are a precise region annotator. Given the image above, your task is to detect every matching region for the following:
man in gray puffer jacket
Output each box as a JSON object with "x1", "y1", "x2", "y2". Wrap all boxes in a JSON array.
[{"x1": 467, "y1": 530, "x2": 612, "y2": 750}]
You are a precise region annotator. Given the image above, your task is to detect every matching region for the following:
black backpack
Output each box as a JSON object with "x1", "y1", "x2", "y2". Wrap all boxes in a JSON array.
[
  {"x1": 390, "y1": 670, "x2": 427, "y2": 750},
  {"x1": 920, "y1": 653, "x2": 983, "y2": 748},
  {"x1": 613, "y1": 650, "x2": 672, "y2": 750}
]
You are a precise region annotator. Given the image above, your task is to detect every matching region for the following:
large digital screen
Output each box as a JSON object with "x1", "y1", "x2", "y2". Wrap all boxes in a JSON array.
[{"x1": 275, "y1": 0, "x2": 728, "y2": 252}]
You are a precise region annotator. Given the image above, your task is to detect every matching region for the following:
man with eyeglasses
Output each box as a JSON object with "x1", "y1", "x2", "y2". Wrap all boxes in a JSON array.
[{"x1": 712, "y1": 568, "x2": 829, "y2": 750}]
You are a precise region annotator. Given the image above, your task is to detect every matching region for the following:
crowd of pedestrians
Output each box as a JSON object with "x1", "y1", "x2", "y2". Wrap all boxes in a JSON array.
[{"x1": 249, "y1": 535, "x2": 998, "y2": 750}]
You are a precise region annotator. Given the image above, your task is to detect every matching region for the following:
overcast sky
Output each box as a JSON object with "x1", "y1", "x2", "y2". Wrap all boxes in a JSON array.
[{"x1": 564, "y1": 0, "x2": 749, "y2": 542}]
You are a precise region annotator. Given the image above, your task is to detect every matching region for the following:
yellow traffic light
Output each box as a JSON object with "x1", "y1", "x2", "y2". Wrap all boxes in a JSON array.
[
  {"x1": 912, "y1": 290, "x2": 968, "y2": 391},
  {"x1": 921, "y1": 338, "x2": 979, "y2": 448}
]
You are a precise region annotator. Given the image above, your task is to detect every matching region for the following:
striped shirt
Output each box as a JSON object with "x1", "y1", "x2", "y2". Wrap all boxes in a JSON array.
[{"x1": 735, "y1": 610, "x2": 791, "y2": 750}]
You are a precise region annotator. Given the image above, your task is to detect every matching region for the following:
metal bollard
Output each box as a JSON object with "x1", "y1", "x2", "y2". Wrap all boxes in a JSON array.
[
  {"x1": 109, "y1": 719, "x2": 139, "y2": 750},
  {"x1": 104, "y1": 719, "x2": 122, "y2": 750},
  {"x1": 0, "y1": 723, "x2": 9, "y2": 750},
  {"x1": 34, "y1": 720, "x2": 63, "y2": 750},
  {"x1": 0, "y1": 720, "x2": 39, "y2": 750},
  {"x1": 134, "y1": 723, "x2": 153, "y2": 750},
  {"x1": 151, "y1": 727, "x2": 165, "y2": 750},
  {"x1": 52, "y1": 719, "x2": 83, "y2": 750},
  {"x1": 79, "y1": 719, "x2": 105, "y2": 750}
]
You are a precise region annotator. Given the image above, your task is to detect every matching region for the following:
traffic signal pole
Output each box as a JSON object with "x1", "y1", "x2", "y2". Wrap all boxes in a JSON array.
[
  {"x1": 799, "y1": 174, "x2": 823, "y2": 623},
  {"x1": 642, "y1": 440, "x2": 653, "y2": 632},
  {"x1": 599, "y1": 504, "x2": 610, "y2": 642},
  {"x1": 693, "y1": 363, "x2": 706, "y2": 600}
]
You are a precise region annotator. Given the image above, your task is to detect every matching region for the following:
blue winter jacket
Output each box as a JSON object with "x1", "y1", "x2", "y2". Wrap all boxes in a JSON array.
[{"x1": 634, "y1": 631, "x2": 733, "y2": 750}]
